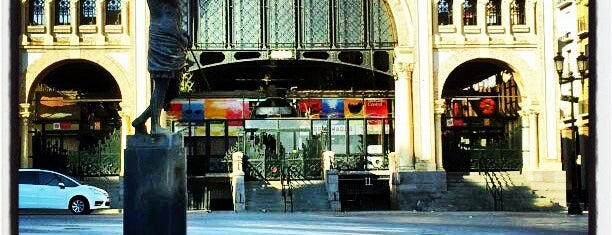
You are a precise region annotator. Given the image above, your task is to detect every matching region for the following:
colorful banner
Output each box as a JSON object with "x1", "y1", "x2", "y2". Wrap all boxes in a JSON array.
[
  {"x1": 365, "y1": 99, "x2": 388, "y2": 124},
  {"x1": 167, "y1": 100, "x2": 204, "y2": 121},
  {"x1": 344, "y1": 98, "x2": 365, "y2": 117},
  {"x1": 298, "y1": 99, "x2": 322, "y2": 118},
  {"x1": 365, "y1": 99, "x2": 388, "y2": 118},
  {"x1": 205, "y1": 99, "x2": 250, "y2": 125},
  {"x1": 322, "y1": 99, "x2": 344, "y2": 118},
  {"x1": 36, "y1": 91, "x2": 79, "y2": 120}
]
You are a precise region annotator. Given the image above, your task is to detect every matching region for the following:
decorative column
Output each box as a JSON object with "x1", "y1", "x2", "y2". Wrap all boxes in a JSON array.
[
  {"x1": 94, "y1": 0, "x2": 105, "y2": 44},
  {"x1": 120, "y1": 0, "x2": 130, "y2": 41},
  {"x1": 455, "y1": 0, "x2": 466, "y2": 43},
  {"x1": 393, "y1": 59, "x2": 414, "y2": 171},
  {"x1": 69, "y1": 0, "x2": 80, "y2": 44},
  {"x1": 519, "y1": 110, "x2": 531, "y2": 171},
  {"x1": 526, "y1": 0, "x2": 536, "y2": 35},
  {"x1": 434, "y1": 99, "x2": 446, "y2": 170},
  {"x1": 501, "y1": 0, "x2": 514, "y2": 42},
  {"x1": 529, "y1": 109, "x2": 540, "y2": 169},
  {"x1": 44, "y1": 0, "x2": 54, "y2": 44},
  {"x1": 231, "y1": 152, "x2": 246, "y2": 212},
  {"x1": 19, "y1": 103, "x2": 31, "y2": 168},
  {"x1": 20, "y1": 0, "x2": 27, "y2": 44},
  {"x1": 118, "y1": 103, "x2": 131, "y2": 176},
  {"x1": 477, "y1": 0, "x2": 488, "y2": 42}
]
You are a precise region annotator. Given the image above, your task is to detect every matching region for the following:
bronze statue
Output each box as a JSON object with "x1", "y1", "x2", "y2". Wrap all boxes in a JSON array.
[{"x1": 132, "y1": 0, "x2": 188, "y2": 135}]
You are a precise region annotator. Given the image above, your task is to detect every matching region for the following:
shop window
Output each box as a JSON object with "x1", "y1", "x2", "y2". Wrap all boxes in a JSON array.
[
  {"x1": 80, "y1": 0, "x2": 96, "y2": 25},
  {"x1": 106, "y1": 0, "x2": 121, "y2": 25},
  {"x1": 510, "y1": 0, "x2": 525, "y2": 25},
  {"x1": 30, "y1": 0, "x2": 45, "y2": 26},
  {"x1": 55, "y1": 0, "x2": 70, "y2": 25},
  {"x1": 462, "y1": 0, "x2": 476, "y2": 26},
  {"x1": 438, "y1": 0, "x2": 453, "y2": 25},
  {"x1": 486, "y1": 0, "x2": 501, "y2": 26}
]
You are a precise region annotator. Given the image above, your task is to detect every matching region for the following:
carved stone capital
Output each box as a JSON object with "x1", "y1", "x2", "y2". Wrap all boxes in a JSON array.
[
  {"x1": 434, "y1": 99, "x2": 446, "y2": 114},
  {"x1": 393, "y1": 61, "x2": 414, "y2": 80},
  {"x1": 519, "y1": 99, "x2": 540, "y2": 115},
  {"x1": 19, "y1": 103, "x2": 31, "y2": 119}
]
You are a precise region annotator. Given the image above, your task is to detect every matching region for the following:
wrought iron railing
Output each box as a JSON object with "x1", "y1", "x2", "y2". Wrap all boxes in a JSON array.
[
  {"x1": 333, "y1": 154, "x2": 388, "y2": 171},
  {"x1": 66, "y1": 129, "x2": 121, "y2": 177},
  {"x1": 472, "y1": 142, "x2": 521, "y2": 211}
]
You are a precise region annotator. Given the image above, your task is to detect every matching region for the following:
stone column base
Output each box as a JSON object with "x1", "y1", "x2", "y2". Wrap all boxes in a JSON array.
[
  {"x1": 391, "y1": 171, "x2": 446, "y2": 211},
  {"x1": 523, "y1": 170, "x2": 567, "y2": 207}
]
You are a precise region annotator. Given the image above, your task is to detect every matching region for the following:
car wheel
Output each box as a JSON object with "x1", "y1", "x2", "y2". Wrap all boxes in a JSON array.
[{"x1": 69, "y1": 197, "x2": 91, "y2": 215}]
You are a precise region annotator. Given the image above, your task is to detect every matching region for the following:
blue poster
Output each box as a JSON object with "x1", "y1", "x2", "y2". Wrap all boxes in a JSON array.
[{"x1": 322, "y1": 99, "x2": 344, "y2": 118}]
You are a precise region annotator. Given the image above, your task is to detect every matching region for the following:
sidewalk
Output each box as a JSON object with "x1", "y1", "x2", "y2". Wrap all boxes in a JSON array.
[{"x1": 19, "y1": 210, "x2": 589, "y2": 234}]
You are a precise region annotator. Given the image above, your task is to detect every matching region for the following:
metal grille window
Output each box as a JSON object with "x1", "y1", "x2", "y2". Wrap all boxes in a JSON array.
[
  {"x1": 336, "y1": 0, "x2": 365, "y2": 47},
  {"x1": 232, "y1": 0, "x2": 262, "y2": 49},
  {"x1": 302, "y1": 0, "x2": 330, "y2": 47},
  {"x1": 106, "y1": 0, "x2": 121, "y2": 25},
  {"x1": 197, "y1": 0, "x2": 226, "y2": 48},
  {"x1": 81, "y1": 0, "x2": 96, "y2": 25},
  {"x1": 30, "y1": 0, "x2": 45, "y2": 26},
  {"x1": 462, "y1": 0, "x2": 476, "y2": 26},
  {"x1": 267, "y1": 0, "x2": 296, "y2": 48},
  {"x1": 486, "y1": 0, "x2": 501, "y2": 25},
  {"x1": 510, "y1": 0, "x2": 525, "y2": 25},
  {"x1": 438, "y1": 0, "x2": 452, "y2": 25},
  {"x1": 372, "y1": 0, "x2": 395, "y2": 47},
  {"x1": 55, "y1": 0, "x2": 70, "y2": 25}
]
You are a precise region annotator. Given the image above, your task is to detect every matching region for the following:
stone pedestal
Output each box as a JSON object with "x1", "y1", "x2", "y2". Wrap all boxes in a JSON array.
[
  {"x1": 124, "y1": 134, "x2": 186, "y2": 235},
  {"x1": 232, "y1": 171, "x2": 246, "y2": 212},
  {"x1": 326, "y1": 169, "x2": 341, "y2": 211},
  {"x1": 393, "y1": 171, "x2": 446, "y2": 211}
]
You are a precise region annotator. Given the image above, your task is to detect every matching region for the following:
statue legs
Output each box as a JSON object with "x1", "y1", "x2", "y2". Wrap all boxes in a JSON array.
[{"x1": 132, "y1": 76, "x2": 172, "y2": 135}]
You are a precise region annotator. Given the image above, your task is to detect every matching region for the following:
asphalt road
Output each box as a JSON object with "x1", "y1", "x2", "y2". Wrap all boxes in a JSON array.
[{"x1": 18, "y1": 210, "x2": 588, "y2": 235}]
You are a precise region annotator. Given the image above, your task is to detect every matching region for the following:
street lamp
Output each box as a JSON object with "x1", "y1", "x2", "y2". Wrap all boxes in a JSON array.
[{"x1": 553, "y1": 51, "x2": 584, "y2": 215}]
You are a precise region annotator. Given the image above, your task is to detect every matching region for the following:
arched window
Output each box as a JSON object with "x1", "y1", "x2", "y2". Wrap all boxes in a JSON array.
[
  {"x1": 462, "y1": 0, "x2": 476, "y2": 26},
  {"x1": 29, "y1": 0, "x2": 45, "y2": 26},
  {"x1": 55, "y1": 0, "x2": 70, "y2": 25},
  {"x1": 106, "y1": 0, "x2": 121, "y2": 25},
  {"x1": 510, "y1": 0, "x2": 525, "y2": 25},
  {"x1": 81, "y1": 0, "x2": 96, "y2": 25},
  {"x1": 438, "y1": 0, "x2": 453, "y2": 25},
  {"x1": 486, "y1": 0, "x2": 501, "y2": 25}
]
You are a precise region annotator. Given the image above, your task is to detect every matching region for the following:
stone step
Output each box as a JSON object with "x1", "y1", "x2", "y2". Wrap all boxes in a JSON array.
[
  {"x1": 245, "y1": 180, "x2": 330, "y2": 212},
  {"x1": 438, "y1": 172, "x2": 565, "y2": 212}
]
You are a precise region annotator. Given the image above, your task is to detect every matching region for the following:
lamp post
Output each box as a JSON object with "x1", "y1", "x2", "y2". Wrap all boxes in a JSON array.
[{"x1": 553, "y1": 51, "x2": 586, "y2": 215}]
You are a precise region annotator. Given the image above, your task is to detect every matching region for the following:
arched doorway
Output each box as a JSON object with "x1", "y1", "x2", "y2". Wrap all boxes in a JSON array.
[
  {"x1": 177, "y1": 0, "x2": 400, "y2": 211},
  {"x1": 441, "y1": 59, "x2": 522, "y2": 173},
  {"x1": 30, "y1": 60, "x2": 122, "y2": 177}
]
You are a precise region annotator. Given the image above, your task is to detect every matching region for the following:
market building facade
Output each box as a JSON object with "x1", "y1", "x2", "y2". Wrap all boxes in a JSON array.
[{"x1": 18, "y1": 0, "x2": 584, "y2": 212}]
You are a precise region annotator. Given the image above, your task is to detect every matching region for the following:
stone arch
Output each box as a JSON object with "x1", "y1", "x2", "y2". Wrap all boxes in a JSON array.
[
  {"x1": 435, "y1": 49, "x2": 540, "y2": 102},
  {"x1": 22, "y1": 51, "x2": 132, "y2": 106},
  {"x1": 384, "y1": 0, "x2": 414, "y2": 47}
]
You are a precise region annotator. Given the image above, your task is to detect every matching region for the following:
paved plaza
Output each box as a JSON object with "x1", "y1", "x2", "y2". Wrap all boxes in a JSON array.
[{"x1": 19, "y1": 210, "x2": 588, "y2": 234}]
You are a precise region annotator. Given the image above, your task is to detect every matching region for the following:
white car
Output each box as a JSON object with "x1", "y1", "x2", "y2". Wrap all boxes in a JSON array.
[{"x1": 19, "y1": 169, "x2": 111, "y2": 214}]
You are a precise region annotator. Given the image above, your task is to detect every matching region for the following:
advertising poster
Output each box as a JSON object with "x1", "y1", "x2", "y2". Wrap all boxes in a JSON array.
[
  {"x1": 344, "y1": 98, "x2": 365, "y2": 117},
  {"x1": 298, "y1": 99, "x2": 322, "y2": 118},
  {"x1": 322, "y1": 99, "x2": 344, "y2": 118},
  {"x1": 205, "y1": 99, "x2": 250, "y2": 125},
  {"x1": 365, "y1": 99, "x2": 388, "y2": 124},
  {"x1": 36, "y1": 91, "x2": 80, "y2": 120},
  {"x1": 179, "y1": 100, "x2": 204, "y2": 121}
]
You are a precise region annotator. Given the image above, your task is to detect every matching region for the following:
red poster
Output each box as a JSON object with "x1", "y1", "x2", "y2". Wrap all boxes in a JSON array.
[
  {"x1": 365, "y1": 99, "x2": 388, "y2": 124},
  {"x1": 205, "y1": 99, "x2": 249, "y2": 125},
  {"x1": 167, "y1": 102, "x2": 183, "y2": 119},
  {"x1": 298, "y1": 99, "x2": 322, "y2": 118}
]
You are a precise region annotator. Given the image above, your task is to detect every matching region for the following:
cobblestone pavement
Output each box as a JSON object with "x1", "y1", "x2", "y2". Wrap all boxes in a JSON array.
[{"x1": 19, "y1": 210, "x2": 588, "y2": 235}]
